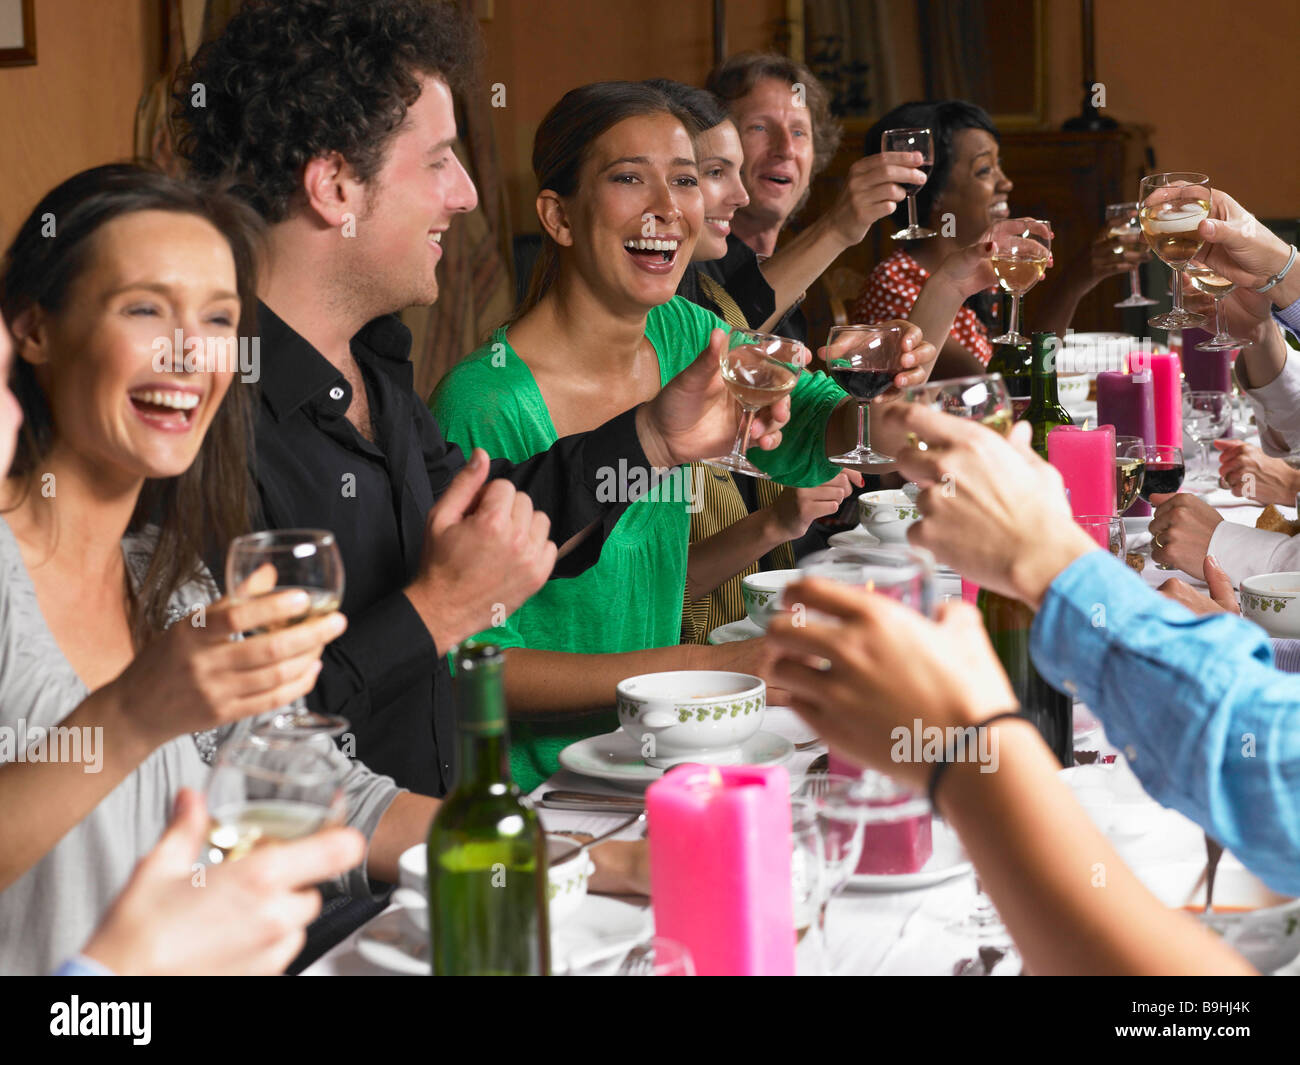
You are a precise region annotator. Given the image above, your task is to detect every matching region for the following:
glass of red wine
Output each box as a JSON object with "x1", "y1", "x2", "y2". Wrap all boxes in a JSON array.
[
  {"x1": 882, "y1": 127, "x2": 935, "y2": 240},
  {"x1": 1135, "y1": 444, "x2": 1185, "y2": 570},
  {"x1": 826, "y1": 323, "x2": 906, "y2": 466}
]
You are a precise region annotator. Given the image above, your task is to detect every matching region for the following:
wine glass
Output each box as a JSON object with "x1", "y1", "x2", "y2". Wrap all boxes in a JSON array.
[
  {"x1": 902, "y1": 373, "x2": 1013, "y2": 437},
  {"x1": 1075, "y1": 515, "x2": 1126, "y2": 557},
  {"x1": 226, "y1": 529, "x2": 347, "y2": 738},
  {"x1": 1186, "y1": 265, "x2": 1255, "y2": 350},
  {"x1": 796, "y1": 544, "x2": 937, "y2": 619},
  {"x1": 1114, "y1": 434, "x2": 1146, "y2": 512},
  {"x1": 1139, "y1": 172, "x2": 1212, "y2": 330},
  {"x1": 705, "y1": 329, "x2": 803, "y2": 480},
  {"x1": 1105, "y1": 202, "x2": 1158, "y2": 308},
  {"x1": 1135, "y1": 444, "x2": 1185, "y2": 570},
  {"x1": 1183, "y1": 390, "x2": 1233, "y2": 487},
  {"x1": 987, "y1": 218, "x2": 1052, "y2": 345},
  {"x1": 615, "y1": 937, "x2": 695, "y2": 976},
  {"x1": 826, "y1": 323, "x2": 906, "y2": 466},
  {"x1": 790, "y1": 799, "x2": 829, "y2": 974},
  {"x1": 205, "y1": 736, "x2": 347, "y2": 864},
  {"x1": 883, "y1": 127, "x2": 935, "y2": 240}
]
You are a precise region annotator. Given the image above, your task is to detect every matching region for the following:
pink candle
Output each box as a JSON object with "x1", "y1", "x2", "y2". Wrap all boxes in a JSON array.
[
  {"x1": 1129, "y1": 350, "x2": 1183, "y2": 449},
  {"x1": 647, "y1": 764, "x2": 795, "y2": 975},
  {"x1": 1048, "y1": 424, "x2": 1116, "y2": 519}
]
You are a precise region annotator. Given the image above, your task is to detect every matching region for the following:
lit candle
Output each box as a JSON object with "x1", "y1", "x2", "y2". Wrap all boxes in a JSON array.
[
  {"x1": 1048, "y1": 424, "x2": 1116, "y2": 519},
  {"x1": 647, "y1": 764, "x2": 795, "y2": 975},
  {"x1": 1129, "y1": 350, "x2": 1183, "y2": 449},
  {"x1": 1096, "y1": 370, "x2": 1156, "y2": 516}
]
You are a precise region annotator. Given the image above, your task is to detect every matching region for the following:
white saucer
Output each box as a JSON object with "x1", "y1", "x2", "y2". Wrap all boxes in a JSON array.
[
  {"x1": 827, "y1": 526, "x2": 881, "y2": 548},
  {"x1": 846, "y1": 818, "x2": 972, "y2": 891},
  {"x1": 558, "y1": 728, "x2": 795, "y2": 791},
  {"x1": 356, "y1": 908, "x2": 429, "y2": 975},
  {"x1": 707, "y1": 617, "x2": 764, "y2": 644},
  {"x1": 553, "y1": 896, "x2": 654, "y2": 974}
]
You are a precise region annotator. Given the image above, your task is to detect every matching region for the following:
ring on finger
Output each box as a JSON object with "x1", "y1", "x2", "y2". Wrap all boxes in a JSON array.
[{"x1": 1153, "y1": 532, "x2": 1166, "y2": 550}]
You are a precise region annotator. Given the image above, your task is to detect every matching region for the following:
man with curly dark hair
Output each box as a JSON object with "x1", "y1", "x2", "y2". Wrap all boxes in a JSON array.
[{"x1": 173, "y1": 0, "x2": 795, "y2": 799}]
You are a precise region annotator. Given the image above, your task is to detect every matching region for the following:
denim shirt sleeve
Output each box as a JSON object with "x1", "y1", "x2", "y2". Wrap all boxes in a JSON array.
[
  {"x1": 1029, "y1": 549, "x2": 1300, "y2": 896},
  {"x1": 53, "y1": 955, "x2": 115, "y2": 976}
]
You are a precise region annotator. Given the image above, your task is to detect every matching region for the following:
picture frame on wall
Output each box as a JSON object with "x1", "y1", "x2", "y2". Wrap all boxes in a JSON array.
[{"x1": 0, "y1": 0, "x2": 35, "y2": 67}]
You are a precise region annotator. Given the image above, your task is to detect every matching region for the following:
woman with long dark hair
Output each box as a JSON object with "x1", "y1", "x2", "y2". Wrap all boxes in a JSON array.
[{"x1": 431, "y1": 82, "x2": 936, "y2": 790}]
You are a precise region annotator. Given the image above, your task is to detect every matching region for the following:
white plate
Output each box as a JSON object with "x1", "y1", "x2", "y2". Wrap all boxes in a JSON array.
[
  {"x1": 827, "y1": 526, "x2": 959, "y2": 577},
  {"x1": 846, "y1": 818, "x2": 971, "y2": 891},
  {"x1": 356, "y1": 908, "x2": 429, "y2": 975},
  {"x1": 553, "y1": 896, "x2": 654, "y2": 974},
  {"x1": 558, "y1": 728, "x2": 795, "y2": 791},
  {"x1": 707, "y1": 617, "x2": 764, "y2": 644}
]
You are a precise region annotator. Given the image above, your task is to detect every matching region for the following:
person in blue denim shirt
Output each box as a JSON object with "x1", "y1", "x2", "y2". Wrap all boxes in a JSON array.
[{"x1": 874, "y1": 400, "x2": 1300, "y2": 898}]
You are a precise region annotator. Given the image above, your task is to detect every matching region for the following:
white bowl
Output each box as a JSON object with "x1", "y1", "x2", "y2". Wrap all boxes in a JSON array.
[
  {"x1": 857, "y1": 489, "x2": 921, "y2": 544},
  {"x1": 740, "y1": 568, "x2": 802, "y2": 629},
  {"x1": 396, "y1": 839, "x2": 596, "y2": 933},
  {"x1": 615, "y1": 670, "x2": 765, "y2": 768},
  {"x1": 1057, "y1": 373, "x2": 1090, "y2": 408},
  {"x1": 1239, "y1": 572, "x2": 1300, "y2": 638},
  {"x1": 1137, "y1": 860, "x2": 1300, "y2": 973}
]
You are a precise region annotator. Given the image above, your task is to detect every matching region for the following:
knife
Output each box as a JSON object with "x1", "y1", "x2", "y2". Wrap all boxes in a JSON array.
[{"x1": 539, "y1": 790, "x2": 646, "y2": 813}]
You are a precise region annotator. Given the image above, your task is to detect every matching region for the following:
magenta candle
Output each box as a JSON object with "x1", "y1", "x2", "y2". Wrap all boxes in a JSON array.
[
  {"x1": 1130, "y1": 350, "x2": 1183, "y2": 449},
  {"x1": 1096, "y1": 370, "x2": 1156, "y2": 516},
  {"x1": 647, "y1": 764, "x2": 795, "y2": 975},
  {"x1": 1048, "y1": 424, "x2": 1116, "y2": 519}
]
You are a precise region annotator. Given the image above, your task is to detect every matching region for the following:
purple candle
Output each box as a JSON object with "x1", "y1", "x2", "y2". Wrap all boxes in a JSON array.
[{"x1": 1096, "y1": 370, "x2": 1156, "y2": 516}]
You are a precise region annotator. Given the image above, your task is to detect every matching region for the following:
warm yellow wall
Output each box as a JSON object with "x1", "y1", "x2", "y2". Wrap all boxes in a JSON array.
[{"x1": 0, "y1": 0, "x2": 156, "y2": 232}]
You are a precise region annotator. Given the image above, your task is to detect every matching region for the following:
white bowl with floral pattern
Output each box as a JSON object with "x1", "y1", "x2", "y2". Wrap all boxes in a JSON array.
[
  {"x1": 741, "y1": 568, "x2": 802, "y2": 629},
  {"x1": 615, "y1": 670, "x2": 765, "y2": 768},
  {"x1": 857, "y1": 489, "x2": 921, "y2": 544},
  {"x1": 1240, "y1": 572, "x2": 1300, "y2": 638}
]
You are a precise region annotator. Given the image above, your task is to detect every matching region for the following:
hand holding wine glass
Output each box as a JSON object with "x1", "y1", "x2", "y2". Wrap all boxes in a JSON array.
[
  {"x1": 1104, "y1": 202, "x2": 1157, "y2": 308},
  {"x1": 226, "y1": 530, "x2": 348, "y2": 737},
  {"x1": 1185, "y1": 266, "x2": 1254, "y2": 351},
  {"x1": 986, "y1": 218, "x2": 1053, "y2": 345},
  {"x1": 882, "y1": 127, "x2": 935, "y2": 240},
  {"x1": 826, "y1": 323, "x2": 906, "y2": 465},
  {"x1": 1139, "y1": 172, "x2": 1212, "y2": 329},
  {"x1": 902, "y1": 373, "x2": 1014, "y2": 437}
]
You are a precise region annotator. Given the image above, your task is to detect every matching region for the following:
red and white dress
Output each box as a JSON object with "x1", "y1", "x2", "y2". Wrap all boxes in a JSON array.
[{"x1": 848, "y1": 249, "x2": 997, "y2": 366}]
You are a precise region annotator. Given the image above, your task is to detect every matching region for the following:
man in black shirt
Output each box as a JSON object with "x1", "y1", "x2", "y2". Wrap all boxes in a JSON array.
[{"x1": 179, "y1": 0, "x2": 794, "y2": 797}]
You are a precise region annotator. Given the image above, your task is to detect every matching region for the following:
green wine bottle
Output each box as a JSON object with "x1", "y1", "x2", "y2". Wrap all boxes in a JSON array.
[
  {"x1": 1023, "y1": 331, "x2": 1073, "y2": 459},
  {"x1": 428, "y1": 643, "x2": 550, "y2": 975},
  {"x1": 986, "y1": 340, "x2": 1032, "y2": 420},
  {"x1": 976, "y1": 589, "x2": 1073, "y2": 767}
]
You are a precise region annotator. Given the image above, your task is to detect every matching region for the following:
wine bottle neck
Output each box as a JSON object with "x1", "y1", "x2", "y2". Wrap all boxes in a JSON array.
[
  {"x1": 456, "y1": 730, "x2": 511, "y2": 792},
  {"x1": 1029, "y1": 335, "x2": 1061, "y2": 408}
]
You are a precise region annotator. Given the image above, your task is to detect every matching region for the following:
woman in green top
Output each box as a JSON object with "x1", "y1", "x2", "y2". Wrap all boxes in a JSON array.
[{"x1": 431, "y1": 82, "x2": 935, "y2": 790}]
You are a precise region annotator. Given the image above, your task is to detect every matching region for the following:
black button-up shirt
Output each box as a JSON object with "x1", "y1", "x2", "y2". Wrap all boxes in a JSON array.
[{"x1": 250, "y1": 303, "x2": 648, "y2": 795}]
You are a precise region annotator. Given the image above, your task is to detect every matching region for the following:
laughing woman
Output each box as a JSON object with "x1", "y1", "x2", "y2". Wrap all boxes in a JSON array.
[{"x1": 431, "y1": 82, "x2": 935, "y2": 790}]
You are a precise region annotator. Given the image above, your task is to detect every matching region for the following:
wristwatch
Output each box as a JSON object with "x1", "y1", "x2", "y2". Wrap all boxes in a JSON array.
[{"x1": 1255, "y1": 242, "x2": 1298, "y2": 295}]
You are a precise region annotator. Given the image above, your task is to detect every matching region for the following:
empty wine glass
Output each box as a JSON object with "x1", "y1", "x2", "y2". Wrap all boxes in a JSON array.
[
  {"x1": 796, "y1": 544, "x2": 937, "y2": 618},
  {"x1": 1183, "y1": 390, "x2": 1233, "y2": 486},
  {"x1": 226, "y1": 530, "x2": 347, "y2": 738},
  {"x1": 1139, "y1": 172, "x2": 1212, "y2": 330},
  {"x1": 883, "y1": 127, "x2": 935, "y2": 240},
  {"x1": 205, "y1": 736, "x2": 348, "y2": 865},
  {"x1": 791, "y1": 800, "x2": 829, "y2": 974},
  {"x1": 826, "y1": 323, "x2": 906, "y2": 466},
  {"x1": 1075, "y1": 515, "x2": 1126, "y2": 557},
  {"x1": 706, "y1": 330, "x2": 804, "y2": 480},
  {"x1": 988, "y1": 218, "x2": 1052, "y2": 345},
  {"x1": 1186, "y1": 265, "x2": 1255, "y2": 350},
  {"x1": 902, "y1": 372, "x2": 1013, "y2": 437},
  {"x1": 1105, "y1": 202, "x2": 1158, "y2": 308}
]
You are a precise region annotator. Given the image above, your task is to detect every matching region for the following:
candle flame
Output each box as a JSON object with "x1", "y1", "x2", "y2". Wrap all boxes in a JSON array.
[
  {"x1": 863, "y1": 579, "x2": 875, "y2": 595},
  {"x1": 707, "y1": 766, "x2": 725, "y2": 789}
]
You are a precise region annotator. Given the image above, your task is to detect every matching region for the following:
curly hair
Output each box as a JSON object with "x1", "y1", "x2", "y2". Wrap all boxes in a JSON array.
[
  {"x1": 706, "y1": 52, "x2": 842, "y2": 179},
  {"x1": 174, "y1": 0, "x2": 482, "y2": 222}
]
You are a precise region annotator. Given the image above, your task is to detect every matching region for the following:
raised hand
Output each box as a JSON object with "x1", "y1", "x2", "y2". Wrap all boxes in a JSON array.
[
  {"x1": 1215, "y1": 438, "x2": 1300, "y2": 505},
  {"x1": 827, "y1": 151, "x2": 929, "y2": 246},
  {"x1": 769, "y1": 471, "x2": 863, "y2": 539}
]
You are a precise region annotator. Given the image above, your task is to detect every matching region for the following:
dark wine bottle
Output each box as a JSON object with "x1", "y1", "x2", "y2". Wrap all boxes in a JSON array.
[
  {"x1": 1023, "y1": 331, "x2": 1073, "y2": 459},
  {"x1": 428, "y1": 643, "x2": 550, "y2": 975},
  {"x1": 986, "y1": 340, "x2": 1032, "y2": 419},
  {"x1": 977, "y1": 588, "x2": 1073, "y2": 768}
]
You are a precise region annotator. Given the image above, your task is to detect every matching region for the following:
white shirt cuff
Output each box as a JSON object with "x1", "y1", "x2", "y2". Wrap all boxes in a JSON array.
[{"x1": 1208, "y1": 520, "x2": 1300, "y2": 587}]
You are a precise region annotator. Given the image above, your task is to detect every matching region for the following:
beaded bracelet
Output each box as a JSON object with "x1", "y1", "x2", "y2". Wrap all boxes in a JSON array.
[{"x1": 926, "y1": 710, "x2": 1034, "y2": 811}]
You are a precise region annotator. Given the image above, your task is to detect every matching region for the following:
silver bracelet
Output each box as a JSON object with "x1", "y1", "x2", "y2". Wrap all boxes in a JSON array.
[{"x1": 1256, "y1": 243, "x2": 1298, "y2": 294}]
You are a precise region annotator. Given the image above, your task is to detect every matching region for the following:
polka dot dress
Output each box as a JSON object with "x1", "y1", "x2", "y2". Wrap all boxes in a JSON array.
[{"x1": 848, "y1": 249, "x2": 996, "y2": 366}]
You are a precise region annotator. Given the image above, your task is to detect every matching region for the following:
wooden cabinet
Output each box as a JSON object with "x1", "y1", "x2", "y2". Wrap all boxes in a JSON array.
[{"x1": 797, "y1": 123, "x2": 1154, "y2": 345}]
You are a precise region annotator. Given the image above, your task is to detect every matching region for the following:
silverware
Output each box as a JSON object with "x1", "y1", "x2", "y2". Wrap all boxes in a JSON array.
[
  {"x1": 794, "y1": 738, "x2": 824, "y2": 751},
  {"x1": 539, "y1": 790, "x2": 645, "y2": 814},
  {"x1": 806, "y1": 753, "x2": 829, "y2": 774},
  {"x1": 1204, "y1": 834, "x2": 1224, "y2": 914}
]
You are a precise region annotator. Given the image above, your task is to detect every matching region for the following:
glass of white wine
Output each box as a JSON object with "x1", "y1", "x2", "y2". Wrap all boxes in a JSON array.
[
  {"x1": 987, "y1": 218, "x2": 1052, "y2": 345},
  {"x1": 1138, "y1": 172, "x2": 1212, "y2": 330},
  {"x1": 226, "y1": 529, "x2": 347, "y2": 738},
  {"x1": 1105, "y1": 202, "x2": 1157, "y2": 308},
  {"x1": 902, "y1": 372, "x2": 1014, "y2": 437},
  {"x1": 1186, "y1": 264, "x2": 1254, "y2": 350},
  {"x1": 706, "y1": 329, "x2": 803, "y2": 480},
  {"x1": 882, "y1": 127, "x2": 935, "y2": 240},
  {"x1": 1114, "y1": 434, "x2": 1146, "y2": 512},
  {"x1": 205, "y1": 736, "x2": 347, "y2": 865}
]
